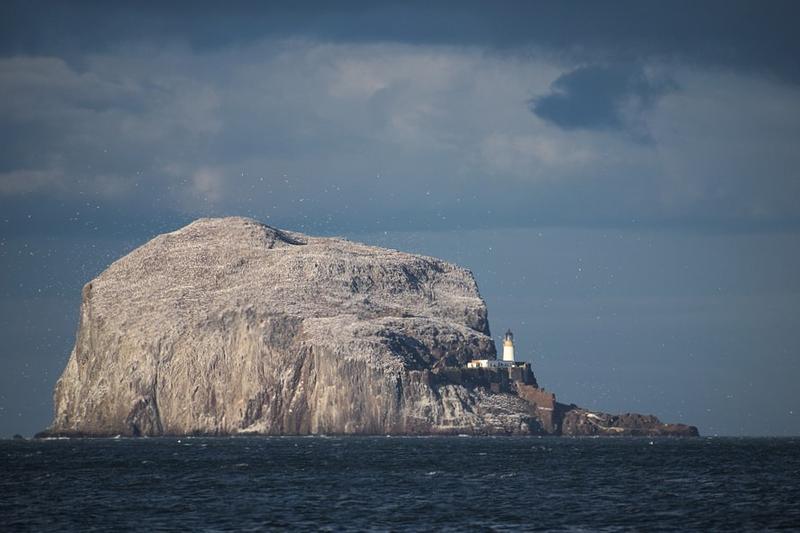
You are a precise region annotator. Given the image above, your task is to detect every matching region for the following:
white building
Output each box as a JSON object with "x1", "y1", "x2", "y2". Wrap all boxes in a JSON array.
[
  {"x1": 466, "y1": 359, "x2": 514, "y2": 369},
  {"x1": 467, "y1": 329, "x2": 519, "y2": 369}
]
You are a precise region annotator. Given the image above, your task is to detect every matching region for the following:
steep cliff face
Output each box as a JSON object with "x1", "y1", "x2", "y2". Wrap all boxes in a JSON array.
[{"x1": 42, "y1": 217, "x2": 697, "y2": 438}]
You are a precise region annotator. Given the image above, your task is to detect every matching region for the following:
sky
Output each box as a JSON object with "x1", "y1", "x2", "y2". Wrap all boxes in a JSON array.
[{"x1": 1, "y1": 0, "x2": 799, "y2": 436}]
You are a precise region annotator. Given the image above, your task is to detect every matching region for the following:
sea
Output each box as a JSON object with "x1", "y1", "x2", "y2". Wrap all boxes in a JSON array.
[{"x1": 2, "y1": 436, "x2": 799, "y2": 531}]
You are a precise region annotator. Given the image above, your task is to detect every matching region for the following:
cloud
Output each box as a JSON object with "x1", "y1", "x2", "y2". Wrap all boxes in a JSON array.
[
  {"x1": 479, "y1": 133, "x2": 597, "y2": 181},
  {"x1": 0, "y1": 168, "x2": 131, "y2": 198},
  {"x1": 3, "y1": 2, "x2": 800, "y2": 83},
  {"x1": 0, "y1": 169, "x2": 62, "y2": 195},
  {"x1": 530, "y1": 64, "x2": 676, "y2": 138},
  {"x1": 0, "y1": 40, "x2": 799, "y2": 236}
]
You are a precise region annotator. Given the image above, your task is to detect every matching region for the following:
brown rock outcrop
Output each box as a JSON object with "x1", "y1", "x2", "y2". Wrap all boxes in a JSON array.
[{"x1": 559, "y1": 407, "x2": 699, "y2": 437}]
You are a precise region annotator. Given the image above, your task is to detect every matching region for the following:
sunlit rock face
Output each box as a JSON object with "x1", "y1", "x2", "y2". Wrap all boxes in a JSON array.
[{"x1": 44, "y1": 217, "x2": 538, "y2": 436}]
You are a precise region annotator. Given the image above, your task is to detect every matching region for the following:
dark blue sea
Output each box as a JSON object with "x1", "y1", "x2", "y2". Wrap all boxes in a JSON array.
[{"x1": 2, "y1": 436, "x2": 799, "y2": 531}]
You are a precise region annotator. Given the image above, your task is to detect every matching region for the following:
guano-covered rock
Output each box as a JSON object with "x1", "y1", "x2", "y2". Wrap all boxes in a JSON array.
[{"x1": 40, "y1": 217, "x2": 697, "y2": 438}]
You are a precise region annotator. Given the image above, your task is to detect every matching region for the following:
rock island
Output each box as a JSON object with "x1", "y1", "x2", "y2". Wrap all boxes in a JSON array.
[{"x1": 38, "y1": 217, "x2": 698, "y2": 438}]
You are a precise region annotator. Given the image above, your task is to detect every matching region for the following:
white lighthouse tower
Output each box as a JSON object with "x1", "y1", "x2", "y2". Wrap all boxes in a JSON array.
[{"x1": 502, "y1": 329, "x2": 515, "y2": 362}]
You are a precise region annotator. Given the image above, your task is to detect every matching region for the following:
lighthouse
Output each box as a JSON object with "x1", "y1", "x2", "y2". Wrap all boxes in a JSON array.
[
  {"x1": 502, "y1": 329, "x2": 515, "y2": 362},
  {"x1": 465, "y1": 329, "x2": 537, "y2": 385}
]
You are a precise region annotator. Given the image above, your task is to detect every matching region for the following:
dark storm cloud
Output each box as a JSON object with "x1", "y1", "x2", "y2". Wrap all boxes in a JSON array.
[
  {"x1": 2, "y1": 1, "x2": 800, "y2": 82},
  {"x1": 530, "y1": 64, "x2": 676, "y2": 134}
]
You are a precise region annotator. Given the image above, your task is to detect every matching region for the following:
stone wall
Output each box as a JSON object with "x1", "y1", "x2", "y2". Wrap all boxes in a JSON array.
[{"x1": 514, "y1": 384, "x2": 557, "y2": 433}]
